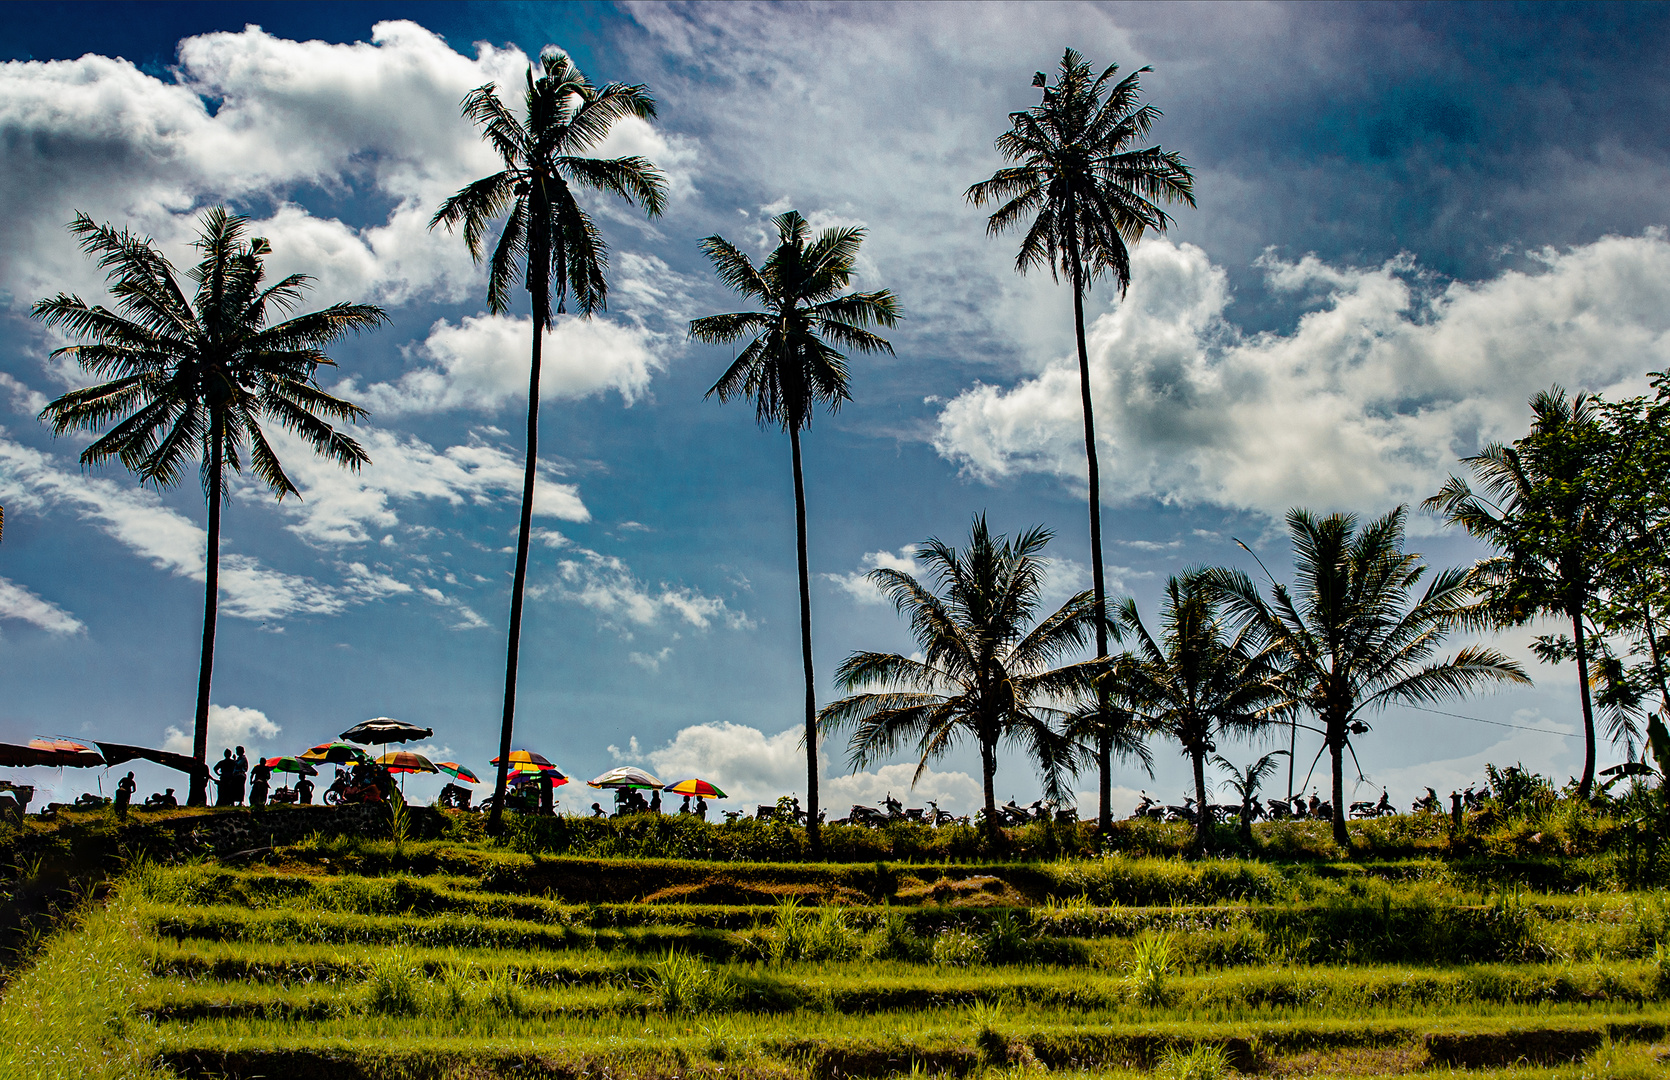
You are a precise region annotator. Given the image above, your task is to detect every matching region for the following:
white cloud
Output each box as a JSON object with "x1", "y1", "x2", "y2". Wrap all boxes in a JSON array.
[
  {"x1": 0, "y1": 576, "x2": 83, "y2": 634},
  {"x1": 417, "y1": 585, "x2": 490, "y2": 631},
  {"x1": 162, "y1": 703, "x2": 281, "y2": 757},
  {"x1": 628, "y1": 647, "x2": 673, "y2": 672},
  {"x1": 542, "y1": 547, "x2": 750, "y2": 632},
  {"x1": 823, "y1": 546, "x2": 920, "y2": 604},
  {"x1": 264, "y1": 425, "x2": 590, "y2": 547},
  {"x1": 933, "y1": 233, "x2": 1670, "y2": 517},
  {"x1": 341, "y1": 313, "x2": 664, "y2": 417}
]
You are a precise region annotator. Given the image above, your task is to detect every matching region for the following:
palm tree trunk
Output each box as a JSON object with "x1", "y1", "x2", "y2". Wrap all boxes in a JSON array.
[
  {"x1": 1066, "y1": 236, "x2": 1113, "y2": 833},
  {"x1": 188, "y1": 428, "x2": 223, "y2": 807},
  {"x1": 1571, "y1": 599, "x2": 1597, "y2": 798},
  {"x1": 1191, "y1": 747, "x2": 1210, "y2": 854},
  {"x1": 789, "y1": 424, "x2": 821, "y2": 857},
  {"x1": 981, "y1": 736, "x2": 1000, "y2": 847},
  {"x1": 1329, "y1": 733, "x2": 1349, "y2": 847},
  {"x1": 488, "y1": 303, "x2": 545, "y2": 836}
]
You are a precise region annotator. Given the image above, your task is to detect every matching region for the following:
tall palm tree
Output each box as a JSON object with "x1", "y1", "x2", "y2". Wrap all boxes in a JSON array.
[
  {"x1": 1111, "y1": 573, "x2": 1282, "y2": 852},
  {"x1": 691, "y1": 210, "x2": 898, "y2": 857},
  {"x1": 967, "y1": 48, "x2": 1195, "y2": 832},
  {"x1": 431, "y1": 52, "x2": 666, "y2": 833},
  {"x1": 1422, "y1": 389, "x2": 1611, "y2": 796},
  {"x1": 1209, "y1": 508, "x2": 1531, "y2": 846},
  {"x1": 33, "y1": 209, "x2": 385, "y2": 805},
  {"x1": 818, "y1": 517, "x2": 1101, "y2": 845}
]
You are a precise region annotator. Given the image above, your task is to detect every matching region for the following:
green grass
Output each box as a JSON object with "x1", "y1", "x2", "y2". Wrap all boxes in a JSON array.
[{"x1": 5, "y1": 812, "x2": 1670, "y2": 1079}]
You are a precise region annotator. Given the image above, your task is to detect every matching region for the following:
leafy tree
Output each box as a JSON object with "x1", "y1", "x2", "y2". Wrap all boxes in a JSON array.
[
  {"x1": 34, "y1": 209, "x2": 385, "y2": 804},
  {"x1": 967, "y1": 48, "x2": 1194, "y2": 831},
  {"x1": 1423, "y1": 389, "x2": 1611, "y2": 795},
  {"x1": 1215, "y1": 750, "x2": 1289, "y2": 845},
  {"x1": 431, "y1": 53, "x2": 666, "y2": 832},
  {"x1": 818, "y1": 517, "x2": 1100, "y2": 845},
  {"x1": 1585, "y1": 376, "x2": 1670, "y2": 752},
  {"x1": 1210, "y1": 507, "x2": 1530, "y2": 845},
  {"x1": 691, "y1": 210, "x2": 898, "y2": 856},
  {"x1": 1111, "y1": 573, "x2": 1282, "y2": 852}
]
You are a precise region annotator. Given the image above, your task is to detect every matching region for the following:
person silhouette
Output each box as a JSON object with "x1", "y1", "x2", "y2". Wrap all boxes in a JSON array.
[
  {"x1": 296, "y1": 775, "x2": 315, "y2": 805},
  {"x1": 113, "y1": 771, "x2": 137, "y2": 818},
  {"x1": 231, "y1": 747, "x2": 249, "y2": 806},
  {"x1": 679, "y1": 795, "x2": 691, "y2": 815},
  {"x1": 694, "y1": 795, "x2": 707, "y2": 822},
  {"x1": 248, "y1": 761, "x2": 271, "y2": 809},
  {"x1": 650, "y1": 788, "x2": 663, "y2": 814},
  {"x1": 214, "y1": 750, "x2": 236, "y2": 807}
]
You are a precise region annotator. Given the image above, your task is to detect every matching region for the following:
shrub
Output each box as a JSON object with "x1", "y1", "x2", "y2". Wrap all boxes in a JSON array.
[
  {"x1": 649, "y1": 949, "x2": 737, "y2": 1013},
  {"x1": 930, "y1": 927, "x2": 985, "y2": 967},
  {"x1": 1129, "y1": 933, "x2": 1174, "y2": 1006},
  {"x1": 363, "y1": 952, "x2": 422, "y2": 1015},
  {"x1": 1157, "y1": 1042, "x2": 1228, "y2": 1080},
  {"x1": 982, "y1": 911, "x2": 1030, "y2": 964},
  {"x1": 876, "y1": 907, "x2": 925, "y2": 961}
]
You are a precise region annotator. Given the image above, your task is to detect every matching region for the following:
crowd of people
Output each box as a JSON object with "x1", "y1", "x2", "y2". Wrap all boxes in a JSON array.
[{"x1": 589, "y1": 787, "x2": 709, "y2": 820}]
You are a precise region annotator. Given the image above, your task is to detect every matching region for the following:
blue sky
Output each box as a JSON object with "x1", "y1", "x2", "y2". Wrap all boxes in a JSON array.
[{"x1": 3, "y1": 1, "x2": 1669, "y2": 813}]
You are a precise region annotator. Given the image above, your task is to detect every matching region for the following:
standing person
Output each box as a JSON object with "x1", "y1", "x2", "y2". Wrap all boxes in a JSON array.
[
  {"x1": 694, "y1": 795, "x2": 707, "y2": 822},
  {"x1": 113, "y1": 771, "x2": 136, "y2": 818},
  {"x1": 248, "y1": 761, "x2": 271, "y2": 809},
  {"x1": 650, "y1": 788, "x2": 662, "y2": 815},
  {"x1": 539, "y1": 773, "x2": 554, "y2": 816},
  {"x1": 213, "y1": 750, "x2": 235, "y2": 807},
  {"x1": 232, "y1": 747, "x2": 249, "y2": 806},
  {"x1": 679, "y1": 795, "x2": 691, "y2": 815},
  {"x1": 296, "y1": 775, "x2": 315, "y2": 805}
]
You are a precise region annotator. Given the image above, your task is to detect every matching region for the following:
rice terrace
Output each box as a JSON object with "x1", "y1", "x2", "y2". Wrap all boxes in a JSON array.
[{"x1": 3, "y1": 3, "x2": 1670, "y2": 1080}]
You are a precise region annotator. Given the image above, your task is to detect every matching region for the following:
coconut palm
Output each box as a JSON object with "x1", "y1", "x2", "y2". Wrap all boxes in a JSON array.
[
  {"x1": 1215, "y1": 750, "x2": 1288, "y2": 845},
  {"x1": 1422, "y1": 389, "x2": 1610, "y2": 796},
  {"x1": 1111, "y1": 573, "x2": 1283, "y2": 852},
  {"x1": 1209, "y1": 508, "x2": 1531, "y2": 846},
  {"x1": 691, "y1": 210, "x2": 898, "y2": 856},
  {"x1": 817, "y1": 517, "x2": 1101, "y2": 845},
  {"x1": 33, "y1": 208, "x2": 385, "y2": 804},
  {"x1": 430, "y1": 52, "x2": 666, "y2": 832},
  {"x1": 966, "y1": 48, "x2": 1195, "y2": 831}
]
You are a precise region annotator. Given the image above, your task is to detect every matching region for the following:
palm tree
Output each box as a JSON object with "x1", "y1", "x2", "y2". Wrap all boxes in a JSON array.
[
  {"x1": 690, "y1": 210, "x2": 898, "y2": 857},
  {"x1": 1111, "y1": 573, "x2": 1282, "y2": 852},
  {"x1": 818, "y1": 517, "x2": 1102, "y2": 845},
  {"x1": 1215, "y1": 750, "x2": 1288, "y2": 845},
  {"x1": 1209, "y1": 508, "x2": 1531, "y2": 846},
  {"x1": 966, "y1": 48, "x2": 1195, "y2": 832},
  {"x1": 430, "y1": 52, "x2": 666, "y2": 833},
  {"x1": 33, "y1": 209, "x2": 385, "y2": 805},
  {"x1": 1422, "y1": 389, "x2": 1611, "y2": 796}
]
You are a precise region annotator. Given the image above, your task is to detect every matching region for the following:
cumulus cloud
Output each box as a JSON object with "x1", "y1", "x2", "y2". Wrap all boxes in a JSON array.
[
  {"x1": 341, "y1": 313, "x2": 665, "y2": 417},
  {"x1": 0, "y1": 576, "x2": 83, "y2": 634},
  {"x1": 822, "y1": 546, "x2": 920, "y2": 604},
  {"x1": 934, "y1": 233, "x2": 1670, "y2": 517},
  {"x1": 541, "y1": 547, "x2": 751, "y2": 632},
  {"x1": 162, "y1": 703, "x2": 281, "y2": 757},
  {"x1": 263, "y1": 425, "x2": 589, "y2": 547}
]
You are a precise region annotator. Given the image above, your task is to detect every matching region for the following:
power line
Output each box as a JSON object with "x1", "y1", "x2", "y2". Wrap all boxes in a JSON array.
[{"x1": 1402, "y1": 703, "x2": 1581, "y2": 739}]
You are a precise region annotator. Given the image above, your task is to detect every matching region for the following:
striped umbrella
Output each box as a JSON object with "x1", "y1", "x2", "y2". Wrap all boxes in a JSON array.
[
  {"x1": 435, "y1": 762, "x2": 480, "y2": 784},
  {"x1": 263, "y1": 756, "x2": 318, "y2": 776},
  {"x1": 490, "y1": 749, "x2": 566, "y2": 779},
  {"x1": 298, "y1": 741, "x2": 373, "y2": 765},
  {"x1": 588, "y1": 766, "x2": 664, "y2": 790},
  {"x1": 663, "y1": 777, "x2": 726, "y2": 799},
  {"x1": 377, "y1": 751, "x2": 438, "y2": 774}
]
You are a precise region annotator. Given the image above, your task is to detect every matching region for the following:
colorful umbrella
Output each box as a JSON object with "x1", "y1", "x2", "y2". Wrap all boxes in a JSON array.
[
  {"x1": 435, "y1": 761, "x2": 480, "y2": 784},
  {"x1": 298, "y1": 741, "x2": 373, "y2": 765},
  {"x1": 263, "y1": 756, "x2": 319, "y2": 776},
  {"x1": 588, "y1": 766, "x2": 664, "y2": 790},
  {"x1": 663, "y1": 777, "x2": 726, "y2": 799},
  {"x1": 341, "y1": 718, "x2": 434, "y2": 745},
  {"x1": 508, "y1": 770, "x2": 568, "y2": 789},
  {"x1": 377, "y1": 751, "x2": 438, "y2": 774},
  {"x1": 491, "y1": 749, "x2": 566, "y2": 778}
]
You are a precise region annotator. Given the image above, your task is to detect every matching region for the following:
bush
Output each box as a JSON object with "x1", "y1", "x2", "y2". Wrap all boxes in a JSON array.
[
  {"x1": 930, "y1": 927, "x2": 985, "y2": 967},
  {"x1": 1129, "y1": 933, "x2": 1174, "y2": 1006},
  {"x1": 1157, "y1": 1042, "x2": 1228, "y2": 1080},
  {"x1": 363, "y1": 952, "x2": 422, "y2": 1015},
  {"x1": 765, "y1": 898, "x2": 863, "y2": 964},
  {"x1": 649, "y1": 949, "x2": 737, "y2": 1013}
]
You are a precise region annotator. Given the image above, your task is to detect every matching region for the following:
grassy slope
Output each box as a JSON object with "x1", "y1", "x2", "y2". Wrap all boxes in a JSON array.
[{"x1": 2, "y1": 809, "x2": 1669, "y2": 1080}]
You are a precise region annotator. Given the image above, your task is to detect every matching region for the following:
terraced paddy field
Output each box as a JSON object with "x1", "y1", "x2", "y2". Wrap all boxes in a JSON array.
[{"x1": 3, "y1": 809, "x2": 1669, "y2": 1079}]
